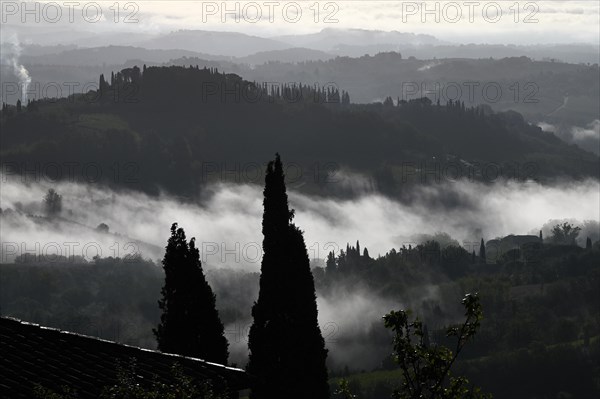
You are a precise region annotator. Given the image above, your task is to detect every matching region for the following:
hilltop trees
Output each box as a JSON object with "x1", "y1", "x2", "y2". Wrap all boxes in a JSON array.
[
  {"x1": 479, "y1": 238, "x2": 486, "y2": 264},
  {"x1": 326, "y1": 251, "x2": 337, "y2": 275},
  {"x1": 550, "y1": 222, "x2": 581, "y2": 245},
  {"x1": 154, "y1": 223, "x2": 228, "y2": 365},
  {"x1": 247, "y1": 154, "x2": 329, "y2": 399},
  {"x1": 97, "y1": 65, "x2": 350, "y2": 107},
  {"x1": 43, "y1": 188, "x2": 62, "y2": 217}
]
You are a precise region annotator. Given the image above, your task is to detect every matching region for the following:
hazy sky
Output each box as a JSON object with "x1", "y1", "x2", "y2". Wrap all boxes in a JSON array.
[{"x1": 2, "y1": 1, "x2": 599, "y2": 45}]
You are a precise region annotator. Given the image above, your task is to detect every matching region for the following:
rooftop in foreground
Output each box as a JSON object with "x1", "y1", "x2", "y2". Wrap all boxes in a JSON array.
[{"x1": 0, "y1": 316, "x2": 250, "y2": 398}]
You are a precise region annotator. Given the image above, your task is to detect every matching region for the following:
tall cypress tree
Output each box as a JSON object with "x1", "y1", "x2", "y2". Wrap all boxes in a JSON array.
[
  {"x1": 248, "y1": 154, "x2": 329, "y2": 399},
  {"x1": 325, "y1": 251, "x2": 336, "y2": 275},
  {"x1": 154, "y1": 223, "x2": 229, "y2": 365},
  {"x1": 479, "y1": 238, "x2": 486, "y2": 264}
]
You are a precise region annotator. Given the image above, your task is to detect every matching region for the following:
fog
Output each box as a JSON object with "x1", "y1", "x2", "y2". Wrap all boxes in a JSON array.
[
  {"x1": 539, "y1": 120, "x2": 600, "y2": 155},
  {"x1": 2, "y1": 176, "x2": 599, "y2": 368},
  {"x1": 2, "y1": 1, "x2": 599, "y2": 45},
  {"x1": 1, "y1": 176, "x2": 599, "y2": 265}
]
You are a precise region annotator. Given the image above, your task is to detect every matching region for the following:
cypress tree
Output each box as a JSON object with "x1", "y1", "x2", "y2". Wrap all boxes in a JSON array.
[
  {"x1": 586, "y1": 237, "x2": 592, "y2": 249},
  {"x1": 479, "y1": 238, "x2": 486, "y2": 264},
  {"x1": 154, "y1": 223, "x2": 229, "y2": 365},
  {"x1": 248, "y1": 154, "x2": 329, "y2": 399},
  {"x1": 99, "y1": 74, "x2": 106, "y2": 96},
  {"x1": 326, "y1": 251, "x2": 336, "y2": 274}
]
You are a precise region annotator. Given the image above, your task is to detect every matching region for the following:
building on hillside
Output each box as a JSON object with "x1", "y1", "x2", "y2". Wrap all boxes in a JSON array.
[{"x1": 485, "y1": 234, "x2": 542, "y2": 263}]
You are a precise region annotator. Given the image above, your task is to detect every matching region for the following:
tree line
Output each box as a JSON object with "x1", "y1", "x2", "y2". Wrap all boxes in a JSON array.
[{"x1": 1, "y1": 66, "x2": 598, "y2": 199}]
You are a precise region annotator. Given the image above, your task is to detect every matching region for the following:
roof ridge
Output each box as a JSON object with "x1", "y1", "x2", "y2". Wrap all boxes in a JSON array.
[{"x1": 0, "y1": 316, "x2": 245, "y2": 373}]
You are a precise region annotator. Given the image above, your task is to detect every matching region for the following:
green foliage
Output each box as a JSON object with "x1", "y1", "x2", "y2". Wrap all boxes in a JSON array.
[
  {"x1": 334, "y1": 379, "x2": 357, "y2": 399},
  {"x1": 383, "y1": 294, "x2": 491, "y2": 399}
]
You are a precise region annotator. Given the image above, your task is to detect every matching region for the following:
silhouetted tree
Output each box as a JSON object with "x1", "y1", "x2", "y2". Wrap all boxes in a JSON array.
[
  {"x1": 586, "y1": 237, "x2": 592, "y2": 249},
  {"x1": 334, "y1": 379, "x2": 356, "y2": 399},
  {"x1": 326, "y1": 251, "x2": 336, "y2": 274},
  {"x1": 154, "y1": 223, "x2": 228, "y2": 364},
  {"x1": 96, "y1": 223, "x2": 109, "y2": 233},
  {"x1": 43, "y1": 188, "x2": 62, "y2": 217},
  {"x1": 550, "y1": 222, "x2": 581, "y2": 246},
  {"x1": 423, "y1": 324, "x2": 431, "y2": 348},
  {"x1": 363, "y1": 247, "x2": 370, "y2": 259},
  {"x1": 479, "y1": 238, "x2": 486, "y2": 264},
  {"x1": 26, "y1": 99, "x2": 38, "y2": 112},
  {"x1": 248, "y1": 154, "x2": 329, "y2": 399},
  {"x1": 384, "y1": 294, "x2": 490, "y2": 399},
  {"x1": 341, "y1": 91, "x2": 350, "y2": 105},
  {"x1": 99, "y1": 74, "x2": 108, "y2": 96},
  {"x1": 539, "y1": 230, "x2": 543, "y2": 241}
]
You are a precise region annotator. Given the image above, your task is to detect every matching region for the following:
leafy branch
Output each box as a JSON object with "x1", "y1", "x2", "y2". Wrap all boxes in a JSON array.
[{"x1": 383, "y1": 293, "x2": 491, "y2": 399}]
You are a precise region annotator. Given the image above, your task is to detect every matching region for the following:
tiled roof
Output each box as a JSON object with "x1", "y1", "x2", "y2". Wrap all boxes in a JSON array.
[{"x1": 0, "y1": 317, "x2": 250, "y2": 398}]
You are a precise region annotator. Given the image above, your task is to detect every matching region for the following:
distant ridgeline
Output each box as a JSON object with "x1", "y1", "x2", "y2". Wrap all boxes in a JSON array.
[{"x1": 0, "y1": 65, "x2": 598, "y2": 197}]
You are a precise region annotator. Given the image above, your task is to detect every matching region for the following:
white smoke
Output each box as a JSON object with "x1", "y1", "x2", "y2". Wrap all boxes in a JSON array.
[
  {"x1": 2, "y1": 33, "x2": 32, "y2": 103},
  {"x1": 418, "y1": 60, "x2": 442, "y2": 71}
]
